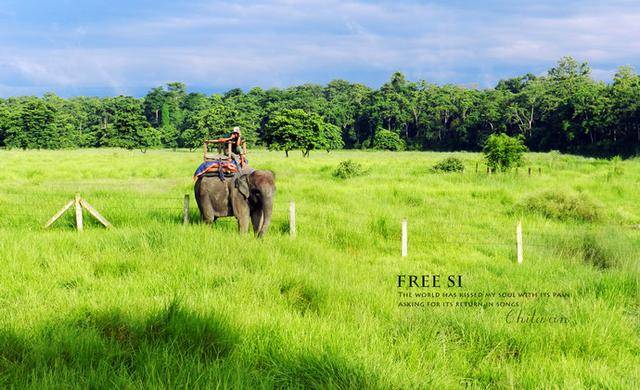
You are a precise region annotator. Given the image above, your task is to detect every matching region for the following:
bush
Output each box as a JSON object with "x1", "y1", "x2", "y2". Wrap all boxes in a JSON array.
[
  {"x1": 555, "y1": 229, "x2": 628, "y2": 270},
  {"x1": 516, "y1": 190, "x2": 600, "y2": 222},
  {"x1": 372, "y1": 129, "x2": 405, "y2": 151},
  {"x1": 432, "y1": 157, "x2": 465, "y2": 173},
  {"x1": 333, "y1": 160, "x2": 366, "y2": 179},
  {"x1": 483, "y1": 134, "x2": 527, "y2": 171}
]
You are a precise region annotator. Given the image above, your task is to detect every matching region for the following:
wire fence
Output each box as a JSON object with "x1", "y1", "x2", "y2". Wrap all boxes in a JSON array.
[{"x1": 1, "y1": 192, "x2": 637, "y2": 257}]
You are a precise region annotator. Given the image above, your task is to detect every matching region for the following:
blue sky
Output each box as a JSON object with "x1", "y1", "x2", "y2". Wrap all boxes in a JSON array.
[{"x1": 1, "y1": 0, "x2": 639, "y2": 97}]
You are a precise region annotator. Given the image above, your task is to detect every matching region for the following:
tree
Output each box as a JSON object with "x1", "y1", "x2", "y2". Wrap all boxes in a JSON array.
[
  {"x1": 143, "y1": 82, "x2": 187, "y2": 148},
  {"x1": 495, "y1": 73, "x2": 536, "y2": 94},
  {"x1": 610, "y1": 66, "x2": 640, "y2": 154},
  {"x1": 102, "y1": 96, "x2": 160, "y2": 152},
  {"x1": 0, "y1": 58, "x2": 638, "y2": 157},
  {"x1": 373, "y1": 129, "x2": 405, "y2": 151},
  {"x1": 483, "y1": 133, "x2": 527, "y2": 171},
  {"x1": 2, "y1": 97, "x2": 65, "y2": 149},
  {"x1": 264, "y1": 109, "x2": 343, "y2": 157},
  {"x1": 324, "y1": 80, "x2": 372, "y2": 148}
]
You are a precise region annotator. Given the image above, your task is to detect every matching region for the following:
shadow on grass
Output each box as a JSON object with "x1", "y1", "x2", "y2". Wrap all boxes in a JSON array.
[
  {"x1": 0, "y1": 299, "x2": 239, "y2": 383},
  {"x1": 0, "y1": 300, "x2": 386, "y2": 388}
]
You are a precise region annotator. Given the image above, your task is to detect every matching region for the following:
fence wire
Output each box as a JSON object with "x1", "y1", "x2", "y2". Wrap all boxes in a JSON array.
[{"x1": 0, "y1": 193, "x2": 640, "y2": 247}]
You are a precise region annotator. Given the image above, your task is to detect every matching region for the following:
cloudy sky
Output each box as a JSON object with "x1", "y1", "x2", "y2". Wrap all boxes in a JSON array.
[{"x1": 1, "y1": 0, "x2": 639, "y2": 97}]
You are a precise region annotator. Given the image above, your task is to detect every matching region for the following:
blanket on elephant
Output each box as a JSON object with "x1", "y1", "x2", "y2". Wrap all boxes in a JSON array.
[{"x1": 193, "y1": 160, "x2": 240, "y2": 180}]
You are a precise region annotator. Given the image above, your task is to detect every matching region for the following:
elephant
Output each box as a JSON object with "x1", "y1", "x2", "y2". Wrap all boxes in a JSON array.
[{"x1": 194, "y1": 170, "x2": 276, "y2": 237}]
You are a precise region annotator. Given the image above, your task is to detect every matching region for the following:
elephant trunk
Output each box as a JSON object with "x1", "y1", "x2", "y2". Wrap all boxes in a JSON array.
[{"x1": 258, "y1": 193, "x2": 273, "y2": 238}]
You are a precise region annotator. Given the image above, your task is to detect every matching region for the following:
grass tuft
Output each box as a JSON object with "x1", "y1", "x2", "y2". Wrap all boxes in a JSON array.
[
  {"x1": 279, "y1": 280, "x2": 322, "y2": 315},
  {"x1": 516, "y1": 189, "x2": 601, "y2": 222},
  {"x1": 93, "y1": 260, "x2": 138, "y2": 278},
  {"x1": 333, "y1": 159, "x2": 366, "y2": 179}
]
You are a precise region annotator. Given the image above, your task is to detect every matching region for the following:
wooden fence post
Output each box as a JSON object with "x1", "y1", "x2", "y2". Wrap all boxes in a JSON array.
[
  {"x1": 183, "y1": 194, "x2": 190, "y2": 225},
  {"x1": 401, "y1": 218, "x2": 408, "y2": 257},
  {"x1": 516, "y1": 221, "x2": 523, "y2": 264},
  {"x1": 528, "y1": 167, "x2": 531, "y2": 176},
  {"x1": 44, "y1": 200, "x2": 74, "y2": 228},
  {"x1": 475, "y1": 162, "x2": 478, "y2": 173},
  {"x1": 80, "y1": 199, "x2": 112, "y2": 228},
  {"x1": 289, "y1": 200, "x2": 296, "y2": 239},
  {"x1": 538, "y1": 167, "x2": 542, "y2": 175},
  {"x1": 75, "y1": 193, "x2": 83, "y2": 231},
  {"x1": 45, "y1": 194, "x2": 111, "y2": 230}
]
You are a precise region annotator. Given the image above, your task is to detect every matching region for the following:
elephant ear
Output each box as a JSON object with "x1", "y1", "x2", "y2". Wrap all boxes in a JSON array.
[{"x1": 235, "y1": 174, "x2": 250, "y2": 198}]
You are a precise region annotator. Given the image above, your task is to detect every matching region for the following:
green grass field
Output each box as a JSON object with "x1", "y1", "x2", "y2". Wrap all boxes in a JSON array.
[{"x1": 0, "y1": 148, "x2": 638, "y2": 388}]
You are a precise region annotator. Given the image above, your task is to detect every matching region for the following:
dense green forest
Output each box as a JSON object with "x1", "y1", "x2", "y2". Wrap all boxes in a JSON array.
[{"x1": 1, "y1": 57, "x2": 639, "y2": 156}]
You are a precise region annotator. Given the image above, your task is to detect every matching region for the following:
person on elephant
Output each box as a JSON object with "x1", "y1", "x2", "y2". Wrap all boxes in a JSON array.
[{"x1": 212, "y1": 127, "x2": 247, "y2": 169}]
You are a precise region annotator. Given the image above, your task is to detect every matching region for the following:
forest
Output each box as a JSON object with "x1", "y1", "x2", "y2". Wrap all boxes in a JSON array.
[{"x1": 1, "y1": 57, "x2": 639, "y2": 157}]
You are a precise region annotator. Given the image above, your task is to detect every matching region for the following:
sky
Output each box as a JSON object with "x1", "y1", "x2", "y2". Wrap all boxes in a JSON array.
[{"x1": 1, "y1": 0, "x2": 639, "y2": 97}]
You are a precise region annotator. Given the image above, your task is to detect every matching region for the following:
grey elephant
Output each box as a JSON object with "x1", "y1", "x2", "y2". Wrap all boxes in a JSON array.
[{"x1": 194, "y1": 170, "x2": 276, "y2": 237}]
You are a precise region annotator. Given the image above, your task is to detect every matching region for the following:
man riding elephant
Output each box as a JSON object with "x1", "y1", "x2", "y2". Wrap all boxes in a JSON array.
[{"x1": 211, "y1": 126, "x2": 247, "y2": 169}]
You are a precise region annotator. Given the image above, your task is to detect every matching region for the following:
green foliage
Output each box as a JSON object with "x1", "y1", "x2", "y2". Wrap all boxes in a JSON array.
[
  {"x1": 483, "y1": 133, "x2": 527, "y2": 171},
  {"x1": 100, "y1": 96, "x2": 160, "y2": 152},
  {"x1": 432, "y1": 156, "x2": 465, "y2": 172},
  {"x1": 372, "y1": 129, "x2": 405, "y2": 151},
  {"x1": 1, "y1": 57, "x2": 640, "y2": 156},
  {"x1": 263, "y1": 108, "x2": 343, "y2": 157},
  {"x1": 516, "y1": 190, "x2": 600, "y2": 222},
  {"x1": 333, "y1": 159, "x2": 366, "y2": 179},
  {"x1": 1, "y1": 97, "x2": 70, "y2": 149}
]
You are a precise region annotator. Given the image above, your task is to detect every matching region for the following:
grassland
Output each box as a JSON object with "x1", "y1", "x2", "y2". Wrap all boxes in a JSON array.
[{"x1": 0, "y1": 148, "x2": 638, "y2": 388}]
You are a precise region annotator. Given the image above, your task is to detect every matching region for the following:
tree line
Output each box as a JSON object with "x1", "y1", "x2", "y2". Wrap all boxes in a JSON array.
[{"x1": 0, "y1": 57, "x2": 638, "y2": 156}]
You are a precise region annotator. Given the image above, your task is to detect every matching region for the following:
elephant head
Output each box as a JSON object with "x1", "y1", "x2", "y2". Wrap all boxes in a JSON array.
[{"x1": 234, "y1": 170, "x2": 276, "y2": 237}]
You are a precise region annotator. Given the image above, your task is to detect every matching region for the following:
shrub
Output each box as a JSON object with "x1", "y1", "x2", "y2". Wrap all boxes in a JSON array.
[
  {"x1": 580, "y1": 233, "x2": 617, "y2": 269},
  {"x1": 372, "y1": 129, "x2": 405, "y2": 151},
  {"x1": 333, "y1": 160, "x2": 366, "y2": 179},
  {"x1": 483, "y1": 134, "x2": 527, "y2": 172},
  {"x1": 554, "y1": 229, "x2": 627, "y2": 270},
  {"x1": 516, "y1": 190, "x2": 600, "y2": 222},
  {"x1": 432, "y1": 157, "x2": 465, "y2": 173}
]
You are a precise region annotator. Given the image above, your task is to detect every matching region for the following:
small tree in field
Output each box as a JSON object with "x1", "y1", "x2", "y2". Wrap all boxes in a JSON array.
[
  {"x1": 483, "y1": 133, "x2": 527, "y2": 171},
  {"x1": 373, "y1": 129, "x2": 405, "y2": 151},
  {"x1": 264, "y1": 109, "x2": 343, "y2": 157}
]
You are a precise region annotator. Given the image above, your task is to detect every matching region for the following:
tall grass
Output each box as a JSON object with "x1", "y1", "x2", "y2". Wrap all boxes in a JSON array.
[{"x1": 0, "y1": 148, "x2": 638, "y2": 388}]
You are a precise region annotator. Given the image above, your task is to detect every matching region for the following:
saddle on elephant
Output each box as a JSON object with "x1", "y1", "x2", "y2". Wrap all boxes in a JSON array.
[
  {"x1": 193, "y1": 136, "x2": 245, "y2": 181},
  {"x1": 193, "y1": 158, "x2": 240, "y2": 181}
]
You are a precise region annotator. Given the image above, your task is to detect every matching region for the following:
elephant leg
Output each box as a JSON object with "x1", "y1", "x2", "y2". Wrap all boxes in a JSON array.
[
  {"x1": 250, "y1": 208, "x2": 263, "y2": 235},
  {"x1": 232, "y1": 194, "x2": 250, "y2": 234},
  {"x1": 198, "y1": 197, "x2": 215, "y2": 224}
]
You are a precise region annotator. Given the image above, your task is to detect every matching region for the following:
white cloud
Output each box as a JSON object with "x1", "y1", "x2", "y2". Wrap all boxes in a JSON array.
[{"x1": 1, "y1": 0, "x2": 639, "y2": 96}]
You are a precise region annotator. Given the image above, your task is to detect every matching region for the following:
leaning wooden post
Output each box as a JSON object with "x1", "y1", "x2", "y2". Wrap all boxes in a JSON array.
[
  {"x1": 46, "y1": 194, "x2": 111, "y2": 229},
  {"x1": 44, "y1": 200, "x2": 74, "y2": 228},
  {"x1": 183, "y1": 194, "x2": 190, "y2": 225},
  {"x1": 516, "y1": 220, "x2": 523, "y2": 264},
  {"x1": 75, "y1": 193, "x2": 83, "y2": 232},
  {"x1": 401, "y1": 218, "x2": 408, "y2": 257},
  {"x1": 80, "y1": 199, "x2": 111, "y2": 228},
  {"x1": 289, "y1": 200, "x2": 296, "y2": 239}
]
